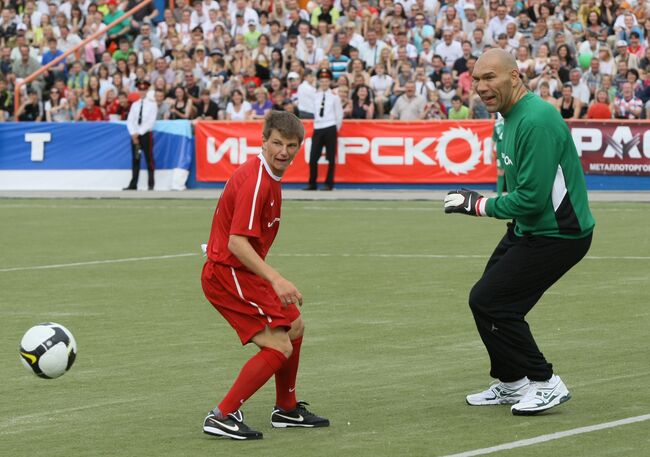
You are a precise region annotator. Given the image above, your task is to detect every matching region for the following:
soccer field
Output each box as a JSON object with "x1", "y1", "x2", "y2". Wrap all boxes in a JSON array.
[{"x1": 1, "y1": 198, "x2": 649, "y2": 457}]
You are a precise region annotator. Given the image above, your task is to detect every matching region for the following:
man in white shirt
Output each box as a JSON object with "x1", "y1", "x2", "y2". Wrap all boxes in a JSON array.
[
  {"x1": 229, "y1": 0, "x2": 259, "y2": 26},
  {"x1": 486, "y1": 4, "x2": 516, "y2": 42},
  {"x1": 297, "y1": 36, "x2": 324, "y2": 72},
  {"x1": 390, "y1": 81, "x2": 426, "y2": 120},
  {"x1": 392, "y1": 30, "x2": 418, "y2": 62},
  {"x1": 296, "y1": 69, "x2": 316, "y2": 119},
  {"x1": 359, "y1": 29, "x2": 386, "y2": 69},
  {"x1": 306, "y1": 68, "x2": 343, "y2": 191},
  {"x1": 435, "y1": 29, "x2": 463, "y2": 68},
  {"x1": 124, "y1": 80, "x2": 158, "y2": 191},
  {"x1": 568, "y1": 68, "x2": 590, "y2": 106}
]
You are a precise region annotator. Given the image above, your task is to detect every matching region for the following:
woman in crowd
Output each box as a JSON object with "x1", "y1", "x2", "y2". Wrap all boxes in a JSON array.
[
  {"x1": 45, "y1": 86, "x2": 71, "y2": 122},
  {"x1": 587, "y1": 88, "x2": 613, "y2": 119},
  {"x1": 351, "y1": 84, "x2": 375, "y2": 119},
  {"x1": 170, "y1": 86, "x2": 194, "y2": 120},
  {"x1": 251, "y1": 87, "x2": 273, "y2": 119},
  {"x1": 337, "y1": 84, "x2": 353, "y2": 119},
  {"x1": 225, "y1": 89, "x2": 252, "y2": 120},
  {"x1": 369, "y1": 62, "x2": 393, "y2": 118},
  {"x1": 556, "y1": 44, "x2": 576, "y2": 82},
  {"x1": 533, "y1": 43, "x2": 551, "y2": 75},
  {"x1": 84, "y1": 75, "x2": 101, "y2": 106}
]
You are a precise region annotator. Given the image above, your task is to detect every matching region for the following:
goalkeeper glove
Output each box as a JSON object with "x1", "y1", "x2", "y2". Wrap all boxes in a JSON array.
[{"x1": 444, "y1": 189, "x2": 487, "y2": 216}]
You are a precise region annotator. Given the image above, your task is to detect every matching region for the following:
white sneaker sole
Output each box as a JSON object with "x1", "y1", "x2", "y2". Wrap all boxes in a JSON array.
[
  {"x1": 203, "y1": 425, "x2": 249, "y2": 440},
  {"x1": 511, "y1": 392, "x2": 572, "y2": 416},
  {"x1": 466, "y1": 396, "x2": 523, "y2": 406},
  {"x1": 271, "y1": 421, "x2": 316, "y2": 428}
]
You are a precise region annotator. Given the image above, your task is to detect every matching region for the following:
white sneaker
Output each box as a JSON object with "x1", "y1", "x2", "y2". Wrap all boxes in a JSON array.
[
  {"x1": 466, "y1": 378, "x2": 530, "y2": 405},
  {"x1": 511, "y1": 375, "x2": 571, "y2": 416}
]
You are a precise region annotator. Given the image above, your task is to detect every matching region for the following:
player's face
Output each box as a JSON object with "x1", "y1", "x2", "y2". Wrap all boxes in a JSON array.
[
  {"x1": 472, "y1": 56, "x2": 517, "y2": 114},
  {"x1": 262, "y1": 130, "x2": 301, "y2": 177}
]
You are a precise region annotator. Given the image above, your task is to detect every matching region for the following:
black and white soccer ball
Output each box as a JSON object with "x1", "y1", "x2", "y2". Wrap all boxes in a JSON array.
[{"x1": 20, "y1": 323, "x2": 77, "y2": 379}]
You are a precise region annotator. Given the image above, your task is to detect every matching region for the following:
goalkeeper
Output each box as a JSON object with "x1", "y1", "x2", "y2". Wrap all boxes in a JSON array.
[{"x1": 444, "y1": 49, "x2": 595, "y2": 416}]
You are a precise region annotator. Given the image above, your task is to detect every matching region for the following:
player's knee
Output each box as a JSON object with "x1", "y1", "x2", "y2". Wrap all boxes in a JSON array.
[
  {"x1": 289, "y1": 317, "x2": 304, "y2": 340},
  {"x1": 469, "y1": 282, "x2": 488, "y2": 314}
]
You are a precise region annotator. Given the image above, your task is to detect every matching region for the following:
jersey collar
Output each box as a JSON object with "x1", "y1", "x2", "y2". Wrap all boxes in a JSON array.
[{"x1": 258, "y1": 153, "x2": 282, "y2": 181}]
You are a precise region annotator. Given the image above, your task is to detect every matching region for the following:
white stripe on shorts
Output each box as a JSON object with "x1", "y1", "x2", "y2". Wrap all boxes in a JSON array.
[{"x1": 230, "y1": 267, "x2": 272, "y2": 323}]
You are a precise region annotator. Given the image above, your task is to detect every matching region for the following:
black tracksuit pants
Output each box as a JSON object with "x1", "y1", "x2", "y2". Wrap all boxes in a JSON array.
[
  {"x1": 128, "y1": 132, "x2": 155, "y2": 189},
  {"x1": 308, "y1": 125, "x2": 337, "y2": 187},
  {"x1": 469, "y1": 223, "x2": 592, "y2": 382}
]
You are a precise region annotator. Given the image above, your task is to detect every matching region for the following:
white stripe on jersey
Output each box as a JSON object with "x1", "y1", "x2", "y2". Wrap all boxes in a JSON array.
[
  {"x1": 551, "y1": 165, "x2": 568, "y2": 212},
  {"x1": 230, "y1": 267, "x2": 272, "y2": 323},
  {"x1": 248, "y1": 160, "x2": 264, "y2": 230}
]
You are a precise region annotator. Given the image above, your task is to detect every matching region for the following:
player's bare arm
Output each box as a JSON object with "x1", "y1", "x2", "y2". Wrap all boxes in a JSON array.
[{"x1": 228, "y1": 234, "x2": 303, "y2": 307}]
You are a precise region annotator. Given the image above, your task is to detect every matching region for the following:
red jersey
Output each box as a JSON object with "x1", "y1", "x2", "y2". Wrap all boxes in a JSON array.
[
  {"x1": 206, "y1": 154, "x2": 282, "y2": 270},
  {"x1": 80, "y1": 105, "x2": 105, "y2": 121}
]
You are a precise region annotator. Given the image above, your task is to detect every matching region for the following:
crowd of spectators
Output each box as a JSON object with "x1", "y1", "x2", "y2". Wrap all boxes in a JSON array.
[{"x1": 1, "y1": 0, "x2": 649, "y2": 123}]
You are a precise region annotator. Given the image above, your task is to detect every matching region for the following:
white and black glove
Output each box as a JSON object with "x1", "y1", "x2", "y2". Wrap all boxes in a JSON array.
[{"x1": 444, "y1": 188, "x2": 487, "y2": 216}]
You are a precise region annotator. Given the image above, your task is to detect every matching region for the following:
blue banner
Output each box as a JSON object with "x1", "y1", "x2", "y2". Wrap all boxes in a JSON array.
[
  {"x1": 0, "y1": 120, "x2": 194, "y2": 190},
  {"x1": 0, "y1": 121, "x2": 193, "y2": 170}
]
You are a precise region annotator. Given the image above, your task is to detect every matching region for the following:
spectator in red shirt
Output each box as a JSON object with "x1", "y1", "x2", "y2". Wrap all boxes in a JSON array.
[
  {"x1": 78, "y1": 95, "x2": 105, "y2": 121},
  {"x1": 587, "y1": 89, "x2": 613, "y2": 119}
]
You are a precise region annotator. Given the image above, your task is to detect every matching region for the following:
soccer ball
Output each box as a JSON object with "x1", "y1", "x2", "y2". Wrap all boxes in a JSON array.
[{"x1": 20, "y1": 323, "x2": 77, "y2": 379}]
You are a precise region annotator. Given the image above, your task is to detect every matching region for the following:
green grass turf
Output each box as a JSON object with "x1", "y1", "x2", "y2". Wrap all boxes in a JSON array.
[{"x1": 0, "y1": 198, "x2": 648, "y2": 457}]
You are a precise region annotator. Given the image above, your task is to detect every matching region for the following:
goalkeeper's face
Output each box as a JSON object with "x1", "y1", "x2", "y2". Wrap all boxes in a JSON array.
[{"x1": 472, "y1": 49, "x2": 521, "y2": 115}]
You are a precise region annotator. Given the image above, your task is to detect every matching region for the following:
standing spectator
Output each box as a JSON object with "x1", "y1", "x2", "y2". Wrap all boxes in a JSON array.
[
  {"x1": 438, "y1": 71, "x2": 459, "y2": 111},
  {"x1": 305, "y1": 68, "x2": 343, "y2": 191},
  {"x1": 296, "y1": 69, "x2": 316, "y2": 119},
  {"x1": 390, "y1": 81, "x2": 426, "y2": 120},
  {"x1": 328, "y1": 43, "x2": 350, "y2": 80},
  {"x1": 125, "y1": 80, "x2": 157, "y2": 191},
  {"x1": 13, "y1": 45, "x2": 45, "y2": 97},
  {"x1": 613, "y1": 81, "x2": 643, "y2": 119},
  {"x1": 17, "y1": 89, "x2": 42, "y2": 121}
]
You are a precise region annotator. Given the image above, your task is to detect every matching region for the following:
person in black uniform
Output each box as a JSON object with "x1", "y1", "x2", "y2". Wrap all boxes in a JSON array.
[
  {"x1": 124, "y1": 80, "x2": 158, "y2": 190},
  {"x1": 305, "y1": 69, "x2": 343, "y2": 191}
]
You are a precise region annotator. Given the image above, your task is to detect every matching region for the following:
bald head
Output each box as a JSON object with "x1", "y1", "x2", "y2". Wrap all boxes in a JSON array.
[
  {"x1": 476, "y1": 49, "x2": 518, "y2": 73},
  {"x1": 472, "y1": 49, "x2": 526, "y2": 115}
]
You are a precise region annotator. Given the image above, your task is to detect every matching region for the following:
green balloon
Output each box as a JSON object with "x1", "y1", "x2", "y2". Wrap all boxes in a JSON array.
[{"x1": 578, "y1": 53, "x2": 593, "y2": 70}]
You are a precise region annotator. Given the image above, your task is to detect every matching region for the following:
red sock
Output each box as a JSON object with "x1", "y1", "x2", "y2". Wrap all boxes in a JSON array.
[
  {"x1": 274, "y1": 336, "x2": 303, "y2": 411},
  {"x1": 218, "y1": 347, "x2": 288, "y2": 416}
]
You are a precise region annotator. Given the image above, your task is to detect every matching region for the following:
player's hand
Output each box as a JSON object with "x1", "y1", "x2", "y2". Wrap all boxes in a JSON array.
[
  {"x1": 444, "y1": 188, "x2": 486, "y2": 216},
  {"x1": 271, "y1": 277, "x2": 303, "y2": 307}
]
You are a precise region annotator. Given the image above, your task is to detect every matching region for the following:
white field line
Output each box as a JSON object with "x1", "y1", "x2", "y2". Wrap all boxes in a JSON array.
[
  {"x1": 0, "y1": 253, "x2": 196, "y2": 272},
  {"x1": 2, "y1": 252, "x2": 649, "y2": 273},
  {"x1": 438, "y1": 413, "x2": 650, "y2": 457}
]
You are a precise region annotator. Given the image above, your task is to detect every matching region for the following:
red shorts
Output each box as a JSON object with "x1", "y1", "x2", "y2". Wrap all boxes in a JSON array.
[{"x1": 201, "y1": 261, "x2": 301, "y2": 344}]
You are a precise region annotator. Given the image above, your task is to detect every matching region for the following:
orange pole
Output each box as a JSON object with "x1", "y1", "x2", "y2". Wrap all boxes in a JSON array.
[{"x1": 14, "y1": 0, "x2": 153, "y2": 120}]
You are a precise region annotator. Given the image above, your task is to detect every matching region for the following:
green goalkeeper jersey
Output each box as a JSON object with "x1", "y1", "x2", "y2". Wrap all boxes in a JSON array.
[{"x1": 484, "y1": 92, "x2": 595, "y2": 239}]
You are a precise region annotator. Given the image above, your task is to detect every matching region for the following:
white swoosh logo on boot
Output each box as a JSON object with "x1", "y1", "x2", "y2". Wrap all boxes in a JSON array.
[{"x1": 275, "y1": 413, "x2": 303, "y2": 422}]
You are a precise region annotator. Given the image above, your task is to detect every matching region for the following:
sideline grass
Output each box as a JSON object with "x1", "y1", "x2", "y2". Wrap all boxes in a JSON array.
[{"x1": 0, "y1": 199, "x2": 648, "y2": 457}]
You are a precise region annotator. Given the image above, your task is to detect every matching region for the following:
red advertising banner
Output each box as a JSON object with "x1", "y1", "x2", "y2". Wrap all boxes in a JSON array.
[
  {"x1": 567, "y1": 120, "x2": 650, "y2": 176},
  {"x1": 195, "y1": 120, "x2": 497, "y2": 183}
]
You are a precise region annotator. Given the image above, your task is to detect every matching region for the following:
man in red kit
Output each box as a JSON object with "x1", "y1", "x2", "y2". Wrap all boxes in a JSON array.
[{"x1": 201, "y1": 110, "x2": 329, "y2": 440}]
